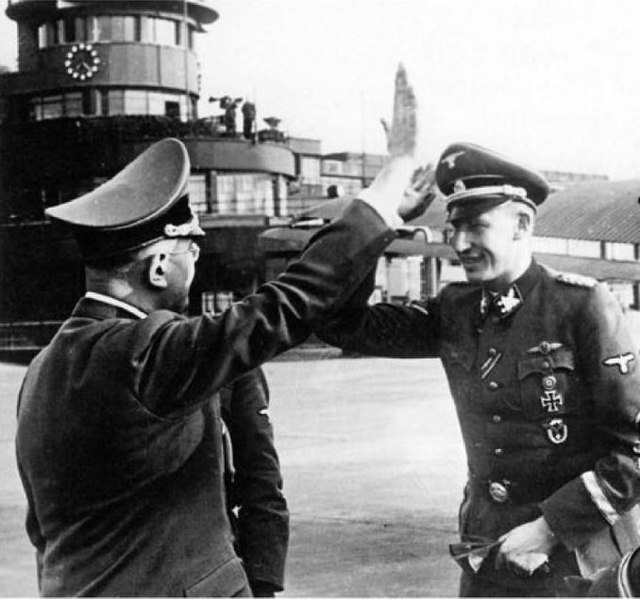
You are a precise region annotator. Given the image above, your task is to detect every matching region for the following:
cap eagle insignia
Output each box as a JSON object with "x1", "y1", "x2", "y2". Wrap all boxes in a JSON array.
[{"x1": 442, "y1": 151, "x2": 465, "y2": 169}]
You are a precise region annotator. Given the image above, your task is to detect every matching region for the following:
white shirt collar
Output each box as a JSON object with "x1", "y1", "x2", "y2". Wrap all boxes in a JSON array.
[{"x1": 84, "y1": 291, "x2": 148, "y2": 319}]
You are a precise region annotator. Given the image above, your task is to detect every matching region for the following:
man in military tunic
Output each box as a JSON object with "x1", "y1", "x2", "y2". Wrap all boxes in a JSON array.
[
  {"x1": 15, "y1": 65, "x2": 434, "y2": 596},
  {"x1": 220, "y1": 367, "x2": 289, "y2": 597},
  {"x1": 319, "y1": 142, "x2": 640, "y2": 596}
]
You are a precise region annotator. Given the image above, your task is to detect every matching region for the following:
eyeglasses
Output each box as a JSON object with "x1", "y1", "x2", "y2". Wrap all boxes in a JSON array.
[{"x1": 167, "y1": 241, "x2": 200, "y2": 262}]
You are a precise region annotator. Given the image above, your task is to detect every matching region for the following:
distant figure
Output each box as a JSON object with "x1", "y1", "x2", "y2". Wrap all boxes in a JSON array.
[
  {"x1": 220, "y1": 367, "x2": 289, "y2": 597},
  {"x1": 209, "y1": 95, "x2": 242, "y2": 135},
  {"x1": 242, "y1": 101, "x2": 256, "y2": 140},
  {"x1": 223, "y1": 97, "x2": 239, "y2": 135}
]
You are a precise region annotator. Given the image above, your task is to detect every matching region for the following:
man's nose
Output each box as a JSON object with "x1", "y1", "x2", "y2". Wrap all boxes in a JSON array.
[{"x1": 450, "y1": 230, "x2": 470, "y2": 254}]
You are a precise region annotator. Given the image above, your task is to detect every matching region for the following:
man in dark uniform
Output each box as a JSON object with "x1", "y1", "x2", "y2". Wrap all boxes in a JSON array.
[
  {"x1": 14, "y1": 65, "x2": 434, "y2": 596},
  {"x1": 241, "y1": 101, "x2": 257, "y2": 141},
  {"x1": 319, "y1": 142, "x2": 640, "y2": 596},
  {"x1": 220, "y1": 367, "x2": 289, "y2": 597}
]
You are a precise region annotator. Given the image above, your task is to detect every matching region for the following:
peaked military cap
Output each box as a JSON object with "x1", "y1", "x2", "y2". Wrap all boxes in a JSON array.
[
  {"x1": 46, "y1": 138, "x2": 204, "y2": 263},
  {"x1": 435, "y1": 142, "x2": 550, "y2": 220}
]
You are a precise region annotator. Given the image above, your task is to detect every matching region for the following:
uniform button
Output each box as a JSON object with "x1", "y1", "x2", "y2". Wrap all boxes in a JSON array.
[
  {"x1": 542, "y1": 360, "x2": 551, "y2": 369},
  {"x1": 489, "y1": 481, "x2": 509, "y2": 503},
  {"x1": 492, "y1": 414, "x2": 502, "y2": 423},
  {"x1": 494, "y1": 448, "x2": 503, "y2": 457},
  {"x1": 488, "y1": 381, "x2": 499, "y2": 390},
  {"x1": 488, "y1": 347, "x2": 497, "y2": 357}
]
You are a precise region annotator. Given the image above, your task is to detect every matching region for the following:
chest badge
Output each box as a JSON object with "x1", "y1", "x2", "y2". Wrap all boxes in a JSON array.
[
  {"x1": 544, "y1": 418, "x2": 568, "y2": 444},
  {"x1": 540, "y1": 375, "x2": 564, "y2": 413},
  {"x1": 603, "y1": 352, "x2": 635, "y2": 374},
  {"x1": 540, "y1": 390, "x2": 564, "y2": 412}
]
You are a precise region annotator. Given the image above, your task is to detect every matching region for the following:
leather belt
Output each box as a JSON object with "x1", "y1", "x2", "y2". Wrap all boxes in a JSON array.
[{"x1": 468, "y1": 474, "x2": 567, "y2": 505}]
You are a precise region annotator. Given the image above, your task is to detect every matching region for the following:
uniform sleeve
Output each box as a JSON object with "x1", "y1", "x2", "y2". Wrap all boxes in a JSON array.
[
  {"x1": 127, "y1": 199, "x2": 397, "y2": 414},
  {"x1": 541, "y1": 283, "x2": 640, "y2": 550},
  {"x1": 223, "y1": 368, "x2": 289, "y2": 593},
  {"x1": 317, "y1": 273, "x2": 442, "y2": 358}
]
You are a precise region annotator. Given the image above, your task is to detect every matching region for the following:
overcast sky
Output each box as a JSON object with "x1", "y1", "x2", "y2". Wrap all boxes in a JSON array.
[{"x1": 2, "y1": 0, "x2": 640, "y2": 179}]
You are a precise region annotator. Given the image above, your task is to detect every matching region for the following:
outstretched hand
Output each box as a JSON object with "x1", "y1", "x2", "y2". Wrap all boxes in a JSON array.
[
  {"x1": 398, "y1": 163, "x2": 437, "y2": 222},
  {"x1": 381, "y1": 63, "x2": 417, "y2": 160},
  {"x1": 358, "y1": 64, "x2": 423, "y2": 224}
]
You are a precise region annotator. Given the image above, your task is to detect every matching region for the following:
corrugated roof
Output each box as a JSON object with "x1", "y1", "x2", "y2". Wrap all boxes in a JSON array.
[
  {"x1": 292, "y1": 179, "x2": 640, "y2": 244},
  {"x1": 535, "y1": 180, "x2": 640, "y2": 243},
  {"x1": 534, "y1": 253, "x2": 640, "y2": 281},
  {"x1": 260, "y1": 227, "x2": 640, "y2": 281}
]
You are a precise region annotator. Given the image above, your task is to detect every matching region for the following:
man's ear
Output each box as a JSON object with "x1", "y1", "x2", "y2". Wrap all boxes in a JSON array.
[{"x1": 147, "y1": 253, "x2": 169, "y2": 289}]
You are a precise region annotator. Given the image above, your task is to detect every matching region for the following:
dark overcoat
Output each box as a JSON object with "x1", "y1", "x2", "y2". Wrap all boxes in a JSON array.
[{"x1": 16, "y1": 201, "x2": 395, "y2": 597}]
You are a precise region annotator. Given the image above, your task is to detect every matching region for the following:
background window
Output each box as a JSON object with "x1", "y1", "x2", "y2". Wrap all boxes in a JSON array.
[
  {"x1": 64, "y1": 92, "x2": 83, "y2": 117},
  {"x1": 155, "y1": 19, "x2": 177, "y2": 46},
  {"x1": 123, "y1": 16, "x2": 137, "y2": 41},
  {"x1": 30, "y1": 97, "x2": 43, "y2": 120},
  {"x1": 139, "y1": 16, "x2": 154, "y2": 42},
  {"x1": 214, "y1": 175, "x2": 236, "y2": 214},
  {"x1": 63, "y1": 18, "x2": 75, "y2": 43},
  {"x1": 124, "y1": 90, "x2": 148, "y2": 114},
  {"x1": 94, "y1": 16, "x2": 112, "y2": 41},
  {"x1": 189, "y1": 174, "x2": 208, "y2": 214},
  {"x1": 37, "y1": 23, "x2": 59, "y2": 47},
  {"x1": 41, "y1": 95, "x2": 63, "y2": 120},
  {"x1": 110, "y1": 16, "x2": 126, "y2": 42},
  {"x1": 75, "y1": 17, "x2": 88, "y2": 41},
  {"x1": 148, "y1": 92, "x2": 165, "y2": 115},
  {"x1": 165, "y1": 101, "x2": 180, "y2": 118},
  {"x1": 108, "y1": 90, "x2": 125, "y2": 115},
  {"x1": 300, "y1": 156, "x2": 321, "y2": 184}
]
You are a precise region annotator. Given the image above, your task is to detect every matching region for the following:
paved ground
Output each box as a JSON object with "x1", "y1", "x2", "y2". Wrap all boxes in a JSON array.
[{"x1": 0, "y1": 354, "x2": 467, "y2": 597}]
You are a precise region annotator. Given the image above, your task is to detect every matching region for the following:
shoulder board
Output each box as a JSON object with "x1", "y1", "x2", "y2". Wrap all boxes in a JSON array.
[
  {"x1": 408, "y1": 301, "x2": 429, "y2": 316},
  {"x1": 443, "y1": 281, "x2": 476, "y2": 290},
  {"x1": 554, "y1": 271, "x2": 597, "y2": 288}
]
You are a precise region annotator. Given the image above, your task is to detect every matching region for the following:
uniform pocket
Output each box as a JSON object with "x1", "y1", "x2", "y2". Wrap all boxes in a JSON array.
[
  {"x1": 516, "y1": 346, "x2": 576, "y2": 418},
  {"x1": 184, "y1": 557, "x2": 249, "y2": 597}
]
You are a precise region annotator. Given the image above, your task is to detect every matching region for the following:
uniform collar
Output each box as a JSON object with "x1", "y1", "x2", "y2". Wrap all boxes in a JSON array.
[
  {"x1": 480, "y1": 260, "x2": 539, "y2": 319},
  {"x1": 74, "y1": 291, "x2": 148, "y2": 320}
]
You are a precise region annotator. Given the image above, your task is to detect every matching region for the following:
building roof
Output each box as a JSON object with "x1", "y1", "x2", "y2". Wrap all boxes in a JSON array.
[
  {"x1": 535, "y1": 180, "x2": 640, "y2": 243},
  {"x1": 260, "y1": 227, "x2": 640, "y2": 281},
  {"x1": 293, "y1": 177, "x2": 640, "y2": 245}
]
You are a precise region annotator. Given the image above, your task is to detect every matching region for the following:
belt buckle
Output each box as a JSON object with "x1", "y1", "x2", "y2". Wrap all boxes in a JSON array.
[{"x1": 489, "y1": 480, "x2": 510, "y2": 503}]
